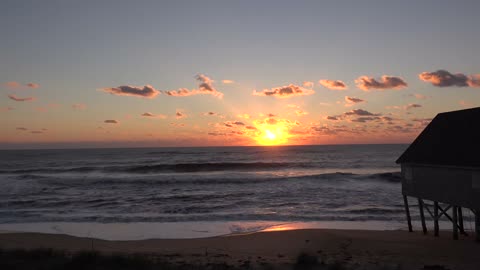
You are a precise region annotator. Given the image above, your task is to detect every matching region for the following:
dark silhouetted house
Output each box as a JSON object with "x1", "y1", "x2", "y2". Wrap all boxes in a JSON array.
[{"x1": 396, "y1": 107, "x2": 480, "y2": 241}]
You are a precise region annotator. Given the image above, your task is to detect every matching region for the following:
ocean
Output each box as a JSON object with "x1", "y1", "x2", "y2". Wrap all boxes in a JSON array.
[{"x1": 1, "y1": 144, "x2": 456, "y2": 239}]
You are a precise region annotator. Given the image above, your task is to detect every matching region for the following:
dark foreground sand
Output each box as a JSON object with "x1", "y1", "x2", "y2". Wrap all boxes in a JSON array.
[{"x1": 1, "y1": 229, "x2": 479, "y2": 269}]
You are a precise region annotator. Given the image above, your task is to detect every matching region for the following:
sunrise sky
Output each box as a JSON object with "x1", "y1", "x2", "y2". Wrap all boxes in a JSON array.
[{"x1": 1, "y1": 0, "x2": 480, "y2": 149}]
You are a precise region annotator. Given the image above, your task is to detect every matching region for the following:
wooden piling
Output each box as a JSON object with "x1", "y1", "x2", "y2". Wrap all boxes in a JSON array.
[
  {"x1": 418, "y1": 198, "x2": 427, "y2": 234},
  {"x1": 434, "y1": 201, "x2": 439, "y2": 237},
  {"x1": 452, "y1": 205, "x2": 458, "y2": 240},
  {"x1": 403, "y1": 195, "x2": 412, "y2": 232},
  {"x1": 458, "y1": 207, "x2": 465, "y2": 235}
]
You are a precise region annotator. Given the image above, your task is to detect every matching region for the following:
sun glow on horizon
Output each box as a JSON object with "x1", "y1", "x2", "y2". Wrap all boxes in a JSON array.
[{"x1": 254, "y1": 122, "x2": 290, "y2": 146}]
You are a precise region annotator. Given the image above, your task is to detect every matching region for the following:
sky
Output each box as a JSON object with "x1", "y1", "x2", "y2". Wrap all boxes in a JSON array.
[{"x1": 1, "y1": 0, "x2": 480, "y2": 149}]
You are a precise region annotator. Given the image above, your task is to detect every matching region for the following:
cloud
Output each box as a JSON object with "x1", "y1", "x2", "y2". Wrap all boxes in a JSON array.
[
  {"x1": 310, "y1": 125, "x2": 347, "y2": 136},
  {"x1": 411, "y1": 118, "x2": 432, "y2": 128},
  {"x1": 387, "y1": 103, "x2": 423, "y2": 110},
  {"x1": 303, "y1": 81, "x2": 314, "y2": 88},
  {"x1": 72, "y1": 103, "x2": 87, "y2": 110},
  {"x1": 405, "y1": 103, "x2": 422, "y2": 110},
  {"x1": 237, "y1": 114, "x2": 251, "y2": 119},
  {"x1": 4, "y1": 81, "x2": 21, "y2": 88},
  {"x1": 355, "y1": 75, "x2": 407, "y2": 91},
  {"x1": 351, "y1": 116, "x2": 381, "y2": 123},
  {"x1": 16, "y1": 127, "x2": 28, "y2": 131},
  {"x1": 3, "y1": 81, "x2": 39, "y2": 89},
  {"x1": 295, "y1": 110, "x2": 308, "y2": 116},
  {"x1": 326, "y1": 109, "x2": 381, "y2": 122},
  {"x1": 469, "y1": 75, "x2": 480, "y2": 87},
  {"x1": 165, "y1": 74, "x2": 224, "y2": 98},
  {"x1": 252, "y1": 84, "x2": 314, "y2": 98},
  {"x1": 141, "y1": 112, "x2": 167, "y2": 119},
  {"x1": 8, "y1": 94, "x2": 35, "y2": 102},
  {"x1": 224, "y1": 121, "x2": 245, "y2": 127},
  {"x1": 104, "y1": 120, "x2": 119, "y2": 124},
  {"x1": 344, "y1": 109, "x2": 378, "y2": 116},
  {"x1": 26, "y1": 83, "x2": 39, "y2": 88},
  {"x1": 409, "y1": 93, "x2": 429, "y2": 100},
  {"x1": 266, "y1": 118, "x2": 277, "y2": 125},
  {"x1": 176, "y1": 110, "x2": 186, "y2": 119},
  {"x1": 325, "y1": 116, "x2": 338, "y2": 120},
  {"x1": 222, "y1": 80, "x2": 235, "y2": 84},
  {"x1": 245, "y1": 125, "x2": 257, "y2": 130},
  {"x1": 419, "y1": 70, "x2": 480, "y2": 87},
  {"x1": 30, "y1": 130, "x2": 43, "y2": 134},
  {"x1": 345, "y1": 96, "x2": 365, "y2": 106},
  {"x1": 102, "y1": 85, "x2": 160, "y2": 98},
  {"x1": 319, "y1": 80, "x2": 347, "y2": 90}
]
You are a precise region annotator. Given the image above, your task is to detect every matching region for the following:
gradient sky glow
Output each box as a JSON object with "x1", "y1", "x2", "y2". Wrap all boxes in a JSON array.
[{"x1": 1, "y1": 0, "x2": 480, "y2": 148}]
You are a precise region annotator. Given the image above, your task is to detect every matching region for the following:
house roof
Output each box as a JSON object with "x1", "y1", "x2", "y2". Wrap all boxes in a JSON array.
[{"x1": 396, "y1": 107, "x2": 480, "y2": 167}]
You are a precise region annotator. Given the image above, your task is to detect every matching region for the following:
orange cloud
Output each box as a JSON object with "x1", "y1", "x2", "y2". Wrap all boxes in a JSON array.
[
  {"x1": 165, "y1": 74, "x2": 224, "y2": 98},
  {"x1": 224, "y1": 121, "x2": 245, "y2": 128},
  {"x1": 3, "y1": 81, "x2": 39, "y2": 89},
  {"x1": 295, "y1": 110, "x2": 308, "y2": 116},
  {"x1": 326, "y1": 109, "x2": 382, "y2": 123},
  {"x1": 26, "y1": 83, "x2": 39, "y2": 88},
  {"x1": 405, "y1": 103, "x2": 422, "y2": 110},
  {"x1": 303, "y1": 81, "x2": 314, "y2": 88},
  {"x1": 104, "y1": 120, "x2": 119, "y2": 124},
  {"x1": 102, "y1": 85, "x2": 160, "y2": 98},
  {"x1": 319, "y1": 80, "x2": 347, "y2": 90},
  {"x1": 387, "y1": 103, "x2": 423, "y2": 110},
  {"x1": 344, "y1": 96, "x2": 365, "y2": 106},
  {"x1": 419, "y1": 70, "x2": 480, "y2": 87},
  {"x1": 253, "y1": 84, "x2": 314, "y2": 98},
  {"x1": 355, "y1": 75, "x2": 407, "y2": 91},
  {"x1": 141, "y1": 112, "x2": 167, "y2": 119},
  {"x1": 8, "y1": 94, "x2": 35, "y2": 102},
  {"x1": 409, "y1": 93, "x2": 429, "y2": 99},
  {"x1": 176, "y1": 110, "x2": 187, "y2": 119},
  {"x1": 237, "y1": 113, "x2": 251, "y2": 119},
  {"x1": 222, "y1": 80, "x2": 235, "y2": 84}
]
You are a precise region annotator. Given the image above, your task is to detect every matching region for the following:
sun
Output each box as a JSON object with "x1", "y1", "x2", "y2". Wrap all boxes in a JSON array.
[
  {"x1": 265, "y1": 130, "x2": 276, "y2": 140},
  {"x1": 254, "y1": 124, "x2": 289, "y2": 146}
]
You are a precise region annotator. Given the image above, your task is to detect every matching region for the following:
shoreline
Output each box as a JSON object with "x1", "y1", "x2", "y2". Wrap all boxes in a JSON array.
[
  {"x1": 1, "y1": 228, "x2": 479, "y2": 269},
  {"x1": 0, "y1": 220, "x2": 413, "y2": 240}
]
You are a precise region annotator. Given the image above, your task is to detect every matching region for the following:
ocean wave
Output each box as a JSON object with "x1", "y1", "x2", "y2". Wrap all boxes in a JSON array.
[
  {"x1": 0, "y1": 212, "x2": 410, "y2": 224},
  {"x1": 120, "y1": 162, "x2": 304, "y2": 173},
  {"x1": 365, "y1": 172, "x2": 402, "y2": 182},
  {"x1": 8, "y1": 171, "x2": 402, "y2": 187},
  {"x1": 0, "y1": 162, "x2": 312, "y2": 174}
]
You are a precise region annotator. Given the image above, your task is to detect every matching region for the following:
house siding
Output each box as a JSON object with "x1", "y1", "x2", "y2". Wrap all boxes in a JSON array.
[{"x1": 402, "y1": 164, "x2": 480, "y2": 209}]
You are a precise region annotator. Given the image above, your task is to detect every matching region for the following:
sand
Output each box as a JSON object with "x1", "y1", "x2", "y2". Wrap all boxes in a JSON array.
[{"x1": 1, "y1": 229, "x2": 479, "y2": 269}]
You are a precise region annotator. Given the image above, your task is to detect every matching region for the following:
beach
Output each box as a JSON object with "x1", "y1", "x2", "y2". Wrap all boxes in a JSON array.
[{"x1": 1, "y1": 229, "x2": 479, "y2": 269}]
